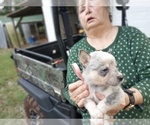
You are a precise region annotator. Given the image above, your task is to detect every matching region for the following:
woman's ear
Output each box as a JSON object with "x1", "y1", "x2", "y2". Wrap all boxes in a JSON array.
[{"x1": 78, "y1": 50, "x2": 91, "y2": 67}]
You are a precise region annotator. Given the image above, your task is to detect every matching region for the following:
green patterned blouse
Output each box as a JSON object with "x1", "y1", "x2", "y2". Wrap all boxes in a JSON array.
[{"x1": 64, "y1": 26, "x2": 150, "y2": 119}]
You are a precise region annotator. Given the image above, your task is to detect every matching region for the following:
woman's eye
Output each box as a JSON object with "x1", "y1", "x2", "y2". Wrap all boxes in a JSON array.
[
  {"x1": 79, "y1": 7, "x2": 85, "y2": 13},
  {"x1": 80, "y1": 9, "x2": 84, "y2": 13}
]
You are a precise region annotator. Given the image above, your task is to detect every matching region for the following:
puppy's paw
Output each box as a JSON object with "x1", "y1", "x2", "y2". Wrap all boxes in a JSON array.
[
  {"x1": 90, "y1": 108, "x2": 103, "y2": 119},
  {"x1": 97, "y1": 103, "x2": 108, "y2": 114},
  {"x1": 90, "y1": 119, "x2": 103, "y2": 125}
]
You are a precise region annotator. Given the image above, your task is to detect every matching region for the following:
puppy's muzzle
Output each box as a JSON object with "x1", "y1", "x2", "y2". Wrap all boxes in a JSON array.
[{"x1": 117, "y1": 75, "x2": 124, "y2": 82}]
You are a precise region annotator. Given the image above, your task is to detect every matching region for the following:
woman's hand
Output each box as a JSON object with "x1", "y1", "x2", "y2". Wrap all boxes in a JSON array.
[
  {"x1": 96, "y1": 92, "x2": 129, "y2": 116},
  {"x1": 106, "y1": 93, "x2": 129, "y2": 116},
  {"x1": 68, "y1": 80, "x2": 89, "y2": 108}
]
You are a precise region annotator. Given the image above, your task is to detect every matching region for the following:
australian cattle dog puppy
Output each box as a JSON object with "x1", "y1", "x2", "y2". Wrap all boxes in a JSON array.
[{"x1": 78, "y1": 50, "x2": 125, "y2": 121}]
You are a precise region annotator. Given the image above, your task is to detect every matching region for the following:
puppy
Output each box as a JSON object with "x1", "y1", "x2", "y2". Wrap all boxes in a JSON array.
[{"x1": 78, "y1": 50, "x2": 125, "y2": 119}]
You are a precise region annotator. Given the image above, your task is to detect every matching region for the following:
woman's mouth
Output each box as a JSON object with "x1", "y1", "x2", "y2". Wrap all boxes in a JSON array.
[{"x1": 87, "y1": 17, "x2": 94, "y2": 23}]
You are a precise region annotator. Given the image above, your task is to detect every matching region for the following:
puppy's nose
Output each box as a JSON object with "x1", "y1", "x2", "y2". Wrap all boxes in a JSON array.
[{"x1": 117, "y1": 75, "x2": 124, "y2": 81}]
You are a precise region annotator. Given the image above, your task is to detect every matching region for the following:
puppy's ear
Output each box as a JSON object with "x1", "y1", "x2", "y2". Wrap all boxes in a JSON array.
[{"x1": 79, "y1": 50, "x2": 91, "y2": 67}]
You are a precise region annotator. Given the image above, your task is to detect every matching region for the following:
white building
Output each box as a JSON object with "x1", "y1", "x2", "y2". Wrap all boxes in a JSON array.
[{"x1": 112, "y1": 0, "x2": 150, "y2": 37}]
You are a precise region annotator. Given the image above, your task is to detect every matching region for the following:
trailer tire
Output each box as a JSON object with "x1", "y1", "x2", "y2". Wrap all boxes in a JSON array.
[{"x1": 24, "y1": 95, "x2": 44, "y2": 125}]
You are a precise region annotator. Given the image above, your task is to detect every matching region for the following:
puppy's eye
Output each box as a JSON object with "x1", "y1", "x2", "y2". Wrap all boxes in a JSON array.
[
  {"x1": 100, "y1": 67, "x2": 109, "y2": 76},
  {"x1": 102, "y1": 67, "x2": 108, "y2": 72}
]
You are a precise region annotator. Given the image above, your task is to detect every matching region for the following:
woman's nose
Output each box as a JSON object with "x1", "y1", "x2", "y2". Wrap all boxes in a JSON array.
[{"x1": 85, "y1": 6, "x2": 91, "y2": 15}]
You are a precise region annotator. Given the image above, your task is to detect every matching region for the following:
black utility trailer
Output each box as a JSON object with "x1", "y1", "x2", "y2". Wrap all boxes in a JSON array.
[{"x1": 11, "y1": 3, "x2": 84, "y2": 125}]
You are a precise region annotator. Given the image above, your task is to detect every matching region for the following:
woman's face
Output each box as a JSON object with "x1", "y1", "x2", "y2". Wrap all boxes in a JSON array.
[{"x1": 78, "y1": 0, "x2": 110, "y2": 31}]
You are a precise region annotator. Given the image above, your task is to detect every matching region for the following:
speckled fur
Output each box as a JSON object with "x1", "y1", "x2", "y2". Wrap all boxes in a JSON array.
[{"x1": 79, "y1": 50, "x2": 125, "y2": 119}]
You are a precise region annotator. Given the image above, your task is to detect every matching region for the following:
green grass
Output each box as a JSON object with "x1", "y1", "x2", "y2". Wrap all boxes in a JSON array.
[{"x1": 0, "y1": 49, "x2": 28, "y2": 118}]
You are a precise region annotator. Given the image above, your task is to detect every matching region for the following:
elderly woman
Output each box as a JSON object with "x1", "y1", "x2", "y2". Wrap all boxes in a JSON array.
[{"x1": 64, "y1": 0, "x2": 150, "y2": 119}]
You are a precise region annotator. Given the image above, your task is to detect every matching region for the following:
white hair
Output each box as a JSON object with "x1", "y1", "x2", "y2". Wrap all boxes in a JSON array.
[
  {"x1": 105, "y1": 0, "x2": 113, "y2": 15},
  {"x1": 75, "y1": 0, "x2": 113, "y2": 21},
  {"x1": 75, "y1": 0, "x2": 113, "y2": 13},
  {"x1": 105, "y1": 0, "x2": 114, "y2": 22}
]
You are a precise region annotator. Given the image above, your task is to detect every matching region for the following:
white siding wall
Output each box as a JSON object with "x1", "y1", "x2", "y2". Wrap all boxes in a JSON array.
[
  {"x1": 0, "y1": 21, "x2": 7, "y2": 48},
  {"x1": 112, "y1": 0, "x2": 150, "y2": 37},
  {"x1": 41, "y1": 0, "x2": 56, "y2": 42}
]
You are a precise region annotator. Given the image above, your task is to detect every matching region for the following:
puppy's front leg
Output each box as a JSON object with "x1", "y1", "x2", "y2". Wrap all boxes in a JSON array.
[
  {"x1": 97, "y1": 99, "x2": 110, "y2": 114},
  {"x1": 85, "y1": 99, "x2": 103, "y2": 118}
]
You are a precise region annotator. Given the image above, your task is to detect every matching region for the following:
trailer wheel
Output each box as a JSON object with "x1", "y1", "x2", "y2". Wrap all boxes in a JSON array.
[{"x1": 24, "y1": 95, "x2": 44, "y2": 125}]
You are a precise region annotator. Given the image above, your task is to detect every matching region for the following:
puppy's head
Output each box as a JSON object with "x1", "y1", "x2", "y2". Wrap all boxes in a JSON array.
[{"x1": 79, "y1": 50, "x2": 124, "y2": 86}]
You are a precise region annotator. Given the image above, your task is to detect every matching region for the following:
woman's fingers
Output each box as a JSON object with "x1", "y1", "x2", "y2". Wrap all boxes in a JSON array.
[
  {"x1": 95, "y1": 92, "x2": 105, "y2": 100},
  {"x1": 68, "y1": 81, "x2": 89, "y2": 107},
  {"x1": 76, "y1": 89, "x2": 89, "y2": 107},
  {"x1": 107, "y1": 109, "x2": 119, "y2": 116},
  {"x1": 69, "y1": 80, "x2": 83, "y2": 92},
  {"x1": 71, "y1": 84, "x2": 88, "y2": 101},
  {"x1": 74, "y1": 84, "x2": 88, "y2": 97},
  {"x1": 77, "y1": 98, "x2": 85, "y2": 107}
]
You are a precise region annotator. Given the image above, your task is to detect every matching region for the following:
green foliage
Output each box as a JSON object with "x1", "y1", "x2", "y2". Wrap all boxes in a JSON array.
[
  {"x1": 0, "y1": 6, "x2": 22, "y2": 15},
  {"x1": 0, "y1": 49, "x2": 28, "y2": 118},
  {"x1": 0, "y1": 6, "x2": 11, "y2": 15},
  {"x1": 38, "y1": 26, "x2": 45, "y2": 33}
]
